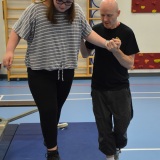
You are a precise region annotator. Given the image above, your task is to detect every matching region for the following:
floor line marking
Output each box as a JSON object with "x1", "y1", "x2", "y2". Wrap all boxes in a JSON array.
[
  {"x1": 132, "y1": 92, "x2": 160, "y2": 94},
  {"x1": 133, "y1": 97, "x2": 160, "y2": 99},
  {"x1": 0, "y1": 98, "x2": 91, "y2": 101},
  {"x1": 1, "y1": 92, "x2": 160, "y2": 96},
  {"x1": 0, "y1": 94, "x2": 32, "y2": 96},
  {"x1": 0, "y1": 97, "x2": 160, "y2": 101},
  {"x1": 122, "y1": 148, "x2": 160, "y2": 151},
  {"x1": 0, "y1": 99, "x2": 34, "y2": 101},
  {"x1": 0, "y1": 95, "x2": 4, "y2": 100}
]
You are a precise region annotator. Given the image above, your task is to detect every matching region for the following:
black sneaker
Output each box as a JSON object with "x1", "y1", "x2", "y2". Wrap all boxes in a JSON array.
[{"x1": 46, "y1": 150, "x2": 61, "y2": 160}]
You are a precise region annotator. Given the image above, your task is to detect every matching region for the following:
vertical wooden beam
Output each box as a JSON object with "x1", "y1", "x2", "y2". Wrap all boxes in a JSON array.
[{"x1": 2, "y1": 0, "x2": 8, "y2": 46}]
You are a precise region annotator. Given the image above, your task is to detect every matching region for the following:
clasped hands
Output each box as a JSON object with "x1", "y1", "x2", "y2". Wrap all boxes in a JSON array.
[{"x1": 105, "y1": 38, "x2": 121, "y2": 52}]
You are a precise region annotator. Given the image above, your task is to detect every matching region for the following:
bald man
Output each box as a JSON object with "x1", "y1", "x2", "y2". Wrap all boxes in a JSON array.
[{"x1": 83, "y1": 0, "x2": 139, "y2": 160}]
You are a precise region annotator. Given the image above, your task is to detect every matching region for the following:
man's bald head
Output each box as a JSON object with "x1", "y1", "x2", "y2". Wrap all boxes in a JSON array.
[{"x1": 100, "y1": 0, "x2": 119, "y2": 13}]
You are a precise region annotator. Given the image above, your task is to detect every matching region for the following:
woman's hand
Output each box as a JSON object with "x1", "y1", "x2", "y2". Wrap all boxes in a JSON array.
[{"x1": 3, "y1": 51, "x2": 14, "y2": 70}]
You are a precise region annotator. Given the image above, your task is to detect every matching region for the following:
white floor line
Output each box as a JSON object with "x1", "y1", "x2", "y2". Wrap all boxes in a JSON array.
[
  {"x1": 0, "y1": 97, "x2": 160, "y2": 102},
  {"x1": 132, "y1": 92, "x2": 160, "y2": 94},
  {"x1": 122, "y1": 148, "x2": 160, "y2": 151},
  {"x1": 1, "y1": 92, "x2": 160, "y2": 97},
  {"x1": 0, "y1": 94, "x2": 32, "y2": 96},
  {"x1": 0, "y1": 99, "x2": 34, "y2": 101},
  {"x1": 0, "y1": 98, "x2": 92, "y2": 101},
  {"x1": 0, "y1": 92, "x2": 160, "y2": 101},
  {"x1": 67, "y1": 98, "x2": 91, "y2": 100},
  {"x1": 133, "y1": 97, "x2": 160, "y2": 99},
  {"x1": 0, "y1": 93, "x2": 90, "y2": 96},
  {"x1": 0, "y1": 95, "x2": 4, "y2": 100}
]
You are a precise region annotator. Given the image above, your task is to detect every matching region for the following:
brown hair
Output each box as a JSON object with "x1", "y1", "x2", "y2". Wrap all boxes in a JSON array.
[{"x1": 46, "y1": 0, "x2": 75, "y2": 24}]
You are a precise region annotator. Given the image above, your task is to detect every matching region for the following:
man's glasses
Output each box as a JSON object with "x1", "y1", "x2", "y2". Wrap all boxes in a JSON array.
[{"x1": 56, "y1": 0, "x2": 73, "y2": 6}]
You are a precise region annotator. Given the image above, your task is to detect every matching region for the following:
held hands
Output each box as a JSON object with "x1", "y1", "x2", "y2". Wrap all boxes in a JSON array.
[
  {"x1": 105, "y1": 37, "x2": 121, "y2": 53},
  {"x1": 3, "y1": 51, "x2": 14, "y2": 70}
]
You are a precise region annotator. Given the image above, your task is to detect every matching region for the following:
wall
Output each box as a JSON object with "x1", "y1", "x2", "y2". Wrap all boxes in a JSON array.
[
  {"x1": 0, "y1": 0, "x2": 160, "y2": 75},
  {"x1": 117, "y1": 0, "x2": 160, "y2": 53}
]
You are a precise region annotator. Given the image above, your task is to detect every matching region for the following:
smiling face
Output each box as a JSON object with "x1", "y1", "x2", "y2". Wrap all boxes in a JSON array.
[
  {"x1": 53, "y1": 0, "x2": 74, "y2": 12},
  {"x1": 100, "y1": 0, "x2": 120, "y2": 29}
]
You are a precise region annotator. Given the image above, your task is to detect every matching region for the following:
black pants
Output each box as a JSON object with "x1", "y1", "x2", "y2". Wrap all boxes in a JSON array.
[
  {"x1": 91, "y1": 88, "x2": 133, "y2": 155},
  {"x1": 27, "y1": 68, "x2": 74, "y2": 149}
]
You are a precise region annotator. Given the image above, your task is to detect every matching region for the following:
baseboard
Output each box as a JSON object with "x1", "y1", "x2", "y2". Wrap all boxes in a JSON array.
[{"x1": 0, "y1": 74, "x2": 7, "y2": 79}]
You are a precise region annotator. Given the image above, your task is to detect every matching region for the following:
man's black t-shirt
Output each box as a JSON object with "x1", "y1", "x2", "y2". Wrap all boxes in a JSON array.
[{"x1": 85, "y1": 23, "x2": 139, "y2": 91}]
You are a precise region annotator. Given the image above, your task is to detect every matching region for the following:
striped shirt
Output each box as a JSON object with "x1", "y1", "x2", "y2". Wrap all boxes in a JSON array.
[{"x1": 13, "y1": 3, "x2": 92, "y2": 70}]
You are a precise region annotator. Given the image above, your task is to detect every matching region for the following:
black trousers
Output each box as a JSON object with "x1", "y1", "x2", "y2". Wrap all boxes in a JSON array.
[
  {"x1": 27, "y1": 68, "x2": 74, "y2": 149},
  {"x1": 91, "y1": 88, "x2": 133, "y2": 155}
]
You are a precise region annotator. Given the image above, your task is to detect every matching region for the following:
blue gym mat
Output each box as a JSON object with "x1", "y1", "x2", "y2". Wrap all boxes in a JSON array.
[
  {"x1": 1, "y1": 122, "x2": 104, "y2": 160},
  {"x1": 1, "y1": 122, "x2": 160, "y2": 160}
]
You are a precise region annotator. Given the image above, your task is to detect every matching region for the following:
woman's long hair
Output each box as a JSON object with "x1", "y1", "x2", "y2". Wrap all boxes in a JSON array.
[{"x1": 46, "y1": 0, "x2": 75, "y2": 24}]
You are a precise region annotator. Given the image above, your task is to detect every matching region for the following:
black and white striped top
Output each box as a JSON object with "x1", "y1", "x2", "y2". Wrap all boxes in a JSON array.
[{"x1": 13, "y1": 3, "x2": 92, "y2": 70}]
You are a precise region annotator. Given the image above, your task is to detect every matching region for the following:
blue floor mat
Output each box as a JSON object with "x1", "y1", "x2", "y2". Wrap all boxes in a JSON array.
[
  {"x1": 3, "y1": 122, "x2": 104, "y2": 160},
  {"x1": 2, "y1": 122, "x2": 160, "y2": 160},
  {"x1": 0, "y1": 124, "x2": 18, "y2": 160}
]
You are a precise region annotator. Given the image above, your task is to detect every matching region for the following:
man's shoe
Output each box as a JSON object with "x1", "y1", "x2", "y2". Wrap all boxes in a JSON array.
[
  {"x1": 46, "y1": 150, "x2": 61, "y2": 160},
  {"x1": 114, "y1": 149, "x2": 121, "y2": 160}
]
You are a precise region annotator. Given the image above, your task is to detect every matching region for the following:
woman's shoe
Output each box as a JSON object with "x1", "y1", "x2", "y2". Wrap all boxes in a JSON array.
[{"x1": 46, "y1": 150, "x2": 61, "y2": 160}]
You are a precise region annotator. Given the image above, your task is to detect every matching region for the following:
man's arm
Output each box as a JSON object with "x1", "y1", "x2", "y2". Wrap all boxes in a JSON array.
[
  {"x1": 106, "y1": 39, "x2": 136, "y2": 69},
  {"x1": 113, "y1": 49, "x2": 136, "y2": 69},
  {"x1": 80, "y1": 39, "x2": 94, "y2": 58}
]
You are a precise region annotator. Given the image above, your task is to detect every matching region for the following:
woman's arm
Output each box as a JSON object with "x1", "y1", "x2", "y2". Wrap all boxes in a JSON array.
[
  {"x1": 85, "y1": 30, "x2": 109, "y2": 49},
  {"x1": 3, "y1": 30, "x2": 21, "y2": 70},
  {"x1": 85, "y1": 30, "x2": 121, "y2": 50}
]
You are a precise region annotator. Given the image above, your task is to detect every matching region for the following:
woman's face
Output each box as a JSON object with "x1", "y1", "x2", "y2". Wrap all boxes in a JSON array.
[{"x1": 53, "y1": 0, "x2": 73, "y2": 12}]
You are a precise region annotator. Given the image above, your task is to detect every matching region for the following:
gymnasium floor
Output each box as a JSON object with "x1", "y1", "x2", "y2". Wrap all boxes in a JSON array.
[{"x1": 0, "y1": 76, "x2": 160, "y2": 160}]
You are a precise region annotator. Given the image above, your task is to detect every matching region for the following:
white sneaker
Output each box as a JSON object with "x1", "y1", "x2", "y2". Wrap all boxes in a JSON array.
[
  {"x1": 114, "y1": 149, "x2": 121, "y2": 160},
  {"x1": 57, "y1": 122, "x2": 68, "y2": 129},
  {"x1": 106, "y1": 156, "x2": 115, "y2": 160}
]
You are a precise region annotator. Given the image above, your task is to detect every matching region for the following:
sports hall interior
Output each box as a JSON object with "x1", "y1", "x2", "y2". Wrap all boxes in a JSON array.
[{"x1": 0, "y1": 0, "x2": 160, "y2": 160}]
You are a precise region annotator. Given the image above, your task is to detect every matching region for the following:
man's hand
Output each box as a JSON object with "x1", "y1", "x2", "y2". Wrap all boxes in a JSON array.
[
  {"x1": 113, "y1": 37, "x2": 121, "y2": 48},
  {"x1": 106, "y1": 38, "x2": 121, "y2": 52}
]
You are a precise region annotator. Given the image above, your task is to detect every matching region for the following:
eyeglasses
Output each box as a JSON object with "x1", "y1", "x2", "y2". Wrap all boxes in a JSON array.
[{"x1": 56, "y1": 0, "x2": 73, "y2": 6}]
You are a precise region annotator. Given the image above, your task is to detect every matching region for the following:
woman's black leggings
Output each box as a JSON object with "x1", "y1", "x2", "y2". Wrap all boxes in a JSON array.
[{"x1": 27, "y1": 68, "x2": 74, "y2": 149}]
